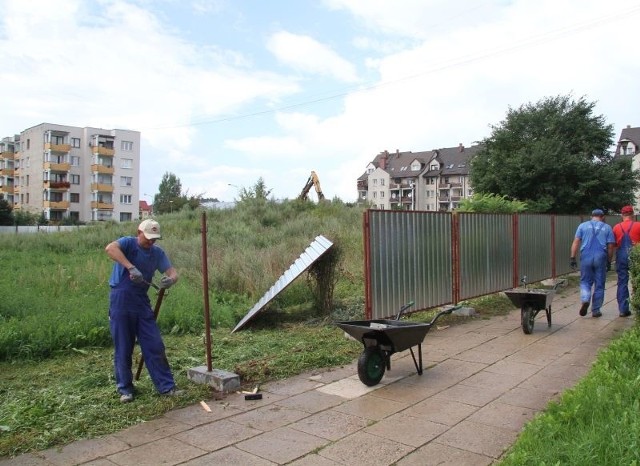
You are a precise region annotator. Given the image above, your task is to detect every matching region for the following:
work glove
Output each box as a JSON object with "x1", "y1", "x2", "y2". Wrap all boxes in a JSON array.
[
  {"x1": 160, "y1": 276, "x2": 174, "y2": 289},
  {"x1": 607, "y1": 260, "x2": 612, "y2": 272},
  {"x1": 128, "y1": 266, "x2": 144, "y2": 284},
  {"x1": 570, "y1": 257, "x2": 577, "y2": 270}
]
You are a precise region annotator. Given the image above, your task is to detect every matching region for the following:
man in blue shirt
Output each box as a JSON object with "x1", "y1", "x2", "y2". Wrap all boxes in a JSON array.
[
  {"x1": 105, "y1": 219, "x2": 181, "y2": 402},
  {"x1": 570, "y1": 209, "x2": 615, "y2": 317}
]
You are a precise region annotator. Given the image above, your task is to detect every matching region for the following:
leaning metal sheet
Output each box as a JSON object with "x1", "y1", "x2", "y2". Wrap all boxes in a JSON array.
[{"x1": 231, "y1": 235, "x2": 333, "y2": 332}]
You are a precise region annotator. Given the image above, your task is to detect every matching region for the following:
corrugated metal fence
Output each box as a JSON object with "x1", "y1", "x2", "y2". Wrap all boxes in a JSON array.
[{"x1": 363, "y1": 210, "x2": 585, "y2": 319}]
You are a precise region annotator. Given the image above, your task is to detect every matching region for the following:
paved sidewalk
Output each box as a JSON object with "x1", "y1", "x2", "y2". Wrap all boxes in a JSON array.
[{"x1": 2, "y1": 278, "x2": 635, "y2": 466}]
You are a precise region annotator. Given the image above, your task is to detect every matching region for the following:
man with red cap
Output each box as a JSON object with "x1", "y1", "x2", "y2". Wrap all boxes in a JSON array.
[{"x1": 612, "y1": 205, "x2": 640, "y2": 317}]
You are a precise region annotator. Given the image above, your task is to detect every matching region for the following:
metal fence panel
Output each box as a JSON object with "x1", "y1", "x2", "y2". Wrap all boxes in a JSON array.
[
  {"x1": 458, "y1": 213, "x2": 514, "y2": 300},
  {"x1": 555, "y1": 215, "x2": 582, "y2": 275},
  {"x1": 367, "y1": 210, "x2": 452, "y2": 318},
  {"x1": 518, "y1": 215, "x2": 552, "y2": 284}
]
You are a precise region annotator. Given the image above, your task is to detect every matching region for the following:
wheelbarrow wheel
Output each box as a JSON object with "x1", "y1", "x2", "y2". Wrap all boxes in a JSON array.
[
  {"x1": 357, "y1": 347, "x2": 386, "y2": 386},
  {"x1": 522, "y1": 304, "x2": 535, "y2": 334}
]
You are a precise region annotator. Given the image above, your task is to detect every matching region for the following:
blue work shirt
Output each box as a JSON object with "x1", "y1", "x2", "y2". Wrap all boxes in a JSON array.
[
  {"x1": 108, "y1": 236, "x2": 172, "y2": 288},
  {"x1": 575, "y1": 220, "x2": 615, "y2": 255}
]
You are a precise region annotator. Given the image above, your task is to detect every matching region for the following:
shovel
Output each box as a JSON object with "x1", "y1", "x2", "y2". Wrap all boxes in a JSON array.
[{"x1": 134, "y1": 286, "x2": 166, "y2": 380}]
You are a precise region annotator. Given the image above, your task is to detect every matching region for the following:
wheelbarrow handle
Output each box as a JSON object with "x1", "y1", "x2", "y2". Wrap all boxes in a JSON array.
[
  {"x1": 428, "y1": 304, "x2": 462, "y2": 325},
  {"x1": 395, "y1": 301, "x2": 416, "y2": 320}
]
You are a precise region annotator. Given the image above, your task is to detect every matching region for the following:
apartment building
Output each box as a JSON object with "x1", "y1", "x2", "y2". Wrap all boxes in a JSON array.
[
  {"x1": 0, "y1": 123, "x2": 140, "y2": 223},
  {"x1": 357, "y1": 144, "x2": 480, "y2": 211}
]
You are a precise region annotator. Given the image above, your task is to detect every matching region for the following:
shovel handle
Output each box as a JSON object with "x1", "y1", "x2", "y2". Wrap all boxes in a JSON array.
[{"x1": 135, "y1": 288, "x2": 166, "y2": 380}]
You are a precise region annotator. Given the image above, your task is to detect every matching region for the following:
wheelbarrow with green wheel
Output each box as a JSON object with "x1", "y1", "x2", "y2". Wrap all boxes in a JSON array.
[{"x1": 336, "y1": 302, "x2": 459, "y2": 386}]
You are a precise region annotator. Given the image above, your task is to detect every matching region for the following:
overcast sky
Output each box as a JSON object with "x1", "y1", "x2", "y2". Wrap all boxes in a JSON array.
[{"x1": 1, "y1": 0, "x2": 639, "y2": 202}]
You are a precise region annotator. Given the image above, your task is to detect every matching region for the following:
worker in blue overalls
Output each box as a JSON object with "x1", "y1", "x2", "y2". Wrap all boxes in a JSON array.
[
  {"x1": 105, "y1": 219, "x2": 182, "y2": 403},
  {"x1": 570, "y1": 209, "x2": 615, "y2": 317},
  {"x1": 612, "y1": 205, "x2": 640, "y2": 317}
]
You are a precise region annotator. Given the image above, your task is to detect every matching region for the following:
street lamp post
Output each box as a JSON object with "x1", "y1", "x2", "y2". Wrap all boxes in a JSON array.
[{"x1": 169, "y1": 200, "x2": 173, "y2": 213}]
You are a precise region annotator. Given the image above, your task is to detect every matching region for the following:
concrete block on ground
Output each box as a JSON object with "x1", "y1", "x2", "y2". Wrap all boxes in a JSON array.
[
  {"x1": 453, "y1": 306, "x2": 476, "y2": 317},
  {"x1": 187, "y1": 366, "x2": 240, "y2": 393}
]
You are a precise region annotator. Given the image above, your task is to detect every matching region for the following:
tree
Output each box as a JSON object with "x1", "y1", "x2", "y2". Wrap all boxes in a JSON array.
[
  {"x1": 237, "y1": 177, "x2": 273, "y2": 203},
  {"x1": 154, "y1": 172, "x2": 184, "y2": 214},
  {"x1": 470, "y1": 95, "x2": 639, "y2": 214},
  {"x1": 456, "y1": 193, "x2": 527, "y2": 213},
  {"x1": 0, "y1": 199, "x2": 12, "y2": 226}
]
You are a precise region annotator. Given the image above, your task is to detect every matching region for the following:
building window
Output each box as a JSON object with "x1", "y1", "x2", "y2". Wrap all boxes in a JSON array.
[
  {"x1": 120, "y1": 194, "x2": 132, "y2": 204},
  {"x1": 121, "y1": 141, "x2": 133, "y2": 151},
  {"x1": 71, "y1": 156, "x2": 80, "y2": 166},
  {"x1": 380, "y1": 191, "x2": 385, "y2": 198},
  {"x1": 380, "y1": 179, "x2": 385, "y2": 186},
  {"x1": 72, "y1": 138, "x2": 81, "y2": 148},
  {"x1": 70, "y1": 193, "x2": 80, "y2": 203},
  {"x1": 120, "y1": 212, "x2": 133, "y2": 222},
  {"x1": 27, "y1": 139, "x2": 30, "y2": 149},
  {"x1": 373, "y1": 179, "x2": 378, "y2": 186},
  {"x1": 69, "y1": 211, "x2": 79, "y2": 221},
  {"x1": 121, "y1": 158, "x2": 133, "y2": 169},
  {"x1": 120, "y1": 176, "x2": 132, "y2": 187},
  {"x1": 71, "y1": 174, "x2": 80, "y2": 184}
]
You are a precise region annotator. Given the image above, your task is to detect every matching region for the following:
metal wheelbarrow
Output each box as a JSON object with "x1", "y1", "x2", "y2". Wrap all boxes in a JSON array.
[
  {"x1": 504, "y1": 277, "x2": 564, "y2": 334},
  {"x1": 336, "y1": 302, "x2": 459, "y2": 386}
]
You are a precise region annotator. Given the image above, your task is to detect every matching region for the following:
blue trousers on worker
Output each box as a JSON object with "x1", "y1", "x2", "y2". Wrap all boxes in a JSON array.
[
  {"x1": 616, "y1": 246, "x2": 631, "y2": 314},
  {"x1": 109, "y1": 287, "x2": 175, "y2": 395},
  {"x1": 579, "y1": 251, "x2": 608, "y2": 313}
]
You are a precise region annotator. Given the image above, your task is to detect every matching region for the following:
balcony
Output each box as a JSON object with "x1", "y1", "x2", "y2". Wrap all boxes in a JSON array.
[
  {"x1": 91, "y1": 164, "x2": 114, "y2": 174},
  {"x1": 91, "y1": 201, "x2": 114, "y2": 210},
  {"x1": 44, "y1": 201, "x2": 70, "y2": 209},
  {"x1": 91, "y1": 183, "x2": 114, "y2": 192},
  {"x1": 45, "y1": 143, "x2": 71, "y2": 153},
  {"x1": 1, "y1": 151, "x2": 14, "y2": 160},
  {"x1": 91, "y1": 146, "x2": 115, "y2": 157},
  {"x1": 1, "y1": 185, "x2": 14, "y2": 193},
  {"x1": 44, "y1": 162, "x2": 71, "y2": 172},
  {"x1": 0, "y1": 168, "x2": 14, "y2": 176},
  {"x1": 44, "y1": 181, "x2": 71, "y2": 190}
]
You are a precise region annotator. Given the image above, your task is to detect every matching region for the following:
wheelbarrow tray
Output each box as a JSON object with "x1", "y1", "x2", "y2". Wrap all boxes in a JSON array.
[
  {"x1": 336, "y1": 319, "x2": 432, "y2": 353},
  {"x1": 504, "y1": 288, "x2": 555, "y2": 309}
]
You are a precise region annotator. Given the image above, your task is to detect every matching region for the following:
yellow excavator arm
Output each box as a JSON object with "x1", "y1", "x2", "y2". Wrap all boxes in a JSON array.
[{"x1": 298, "y1": 171, "x2": 325, "y2": 201}]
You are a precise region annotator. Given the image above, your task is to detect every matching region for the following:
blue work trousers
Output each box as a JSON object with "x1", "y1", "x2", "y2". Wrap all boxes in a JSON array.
[
  {"x1": 616, "y1": 249, "x2": 631, "y2": 313},
  {"x1": 579, "y1": 252, "x2": 608, "y2": 312},
  {"x1": 109, "y1": 288, "x2": 175, "y2": 395}
]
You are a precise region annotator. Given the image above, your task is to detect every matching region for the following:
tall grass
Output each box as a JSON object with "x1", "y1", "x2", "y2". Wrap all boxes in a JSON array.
[{"x1": 0, "y1": 200, "x2": 365, "y2": 360}]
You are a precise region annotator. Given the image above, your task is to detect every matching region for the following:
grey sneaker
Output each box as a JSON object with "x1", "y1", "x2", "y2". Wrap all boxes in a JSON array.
[
  {"x1": 120, "y1": 393, "x2": 134, "y2": 403},
  {"x1": 161, "y1": 388, "x2": 185, "y2": 397}
]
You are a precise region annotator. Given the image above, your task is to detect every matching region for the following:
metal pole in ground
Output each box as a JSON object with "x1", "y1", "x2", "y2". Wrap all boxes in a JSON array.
[{"x1": 201, "y1": 211, "x2": 212, "y2": 371}]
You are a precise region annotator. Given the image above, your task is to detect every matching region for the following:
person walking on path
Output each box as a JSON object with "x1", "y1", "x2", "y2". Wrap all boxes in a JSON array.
[
  {"x1": 571, "y1": 209, "x2": 615, "y2": 318},
  {"x1": 612, "y1": 205, "x2": 640, "y2": 317},
  {"x1": 105, "y1": 219, "x2": 182, "y2": 403}
]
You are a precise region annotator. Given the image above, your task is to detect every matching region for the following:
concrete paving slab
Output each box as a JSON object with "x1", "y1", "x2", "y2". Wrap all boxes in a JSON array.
[
  {"x1": 230, "y1": 404, "x2": 310, "y2": 431},
  {"x1": 332, "y1": 393, "x2": 409, "y2": 421},
  {"x1": 179, "y1": 446, "x2": 277, "y2": 465},
  {"x1": 274, "y1": 390, "x2": 344, "y2": 414},
  {"x1": 287, "y1": 453, "x2": 343, "y2": 465},
  {"x1": 290, "y1": 409, "x2": 370, "y2": 441},
  {"x1": 460, "y1": 369, "x2": 525, "y2": 391},
  {"x1": 106, "y1": 437, "x2": 206, "y2": 466},
  {"x1": 0, "y1": 454, "x2": 52, "y2": 466},
  {"x1": 262, "y1": 376, "x2": 324, "y2": 396},
  {"x1": 483, "y1": 358, "x2": 542, "y2": 378},
  {"x1": 396, "y1": 441, "x2": 493, "y2": 466},
  {"x1": 453, "y1": 348, "x2": 505, "y2": 365},
  {"x1": 411, "y1": 396, "x2": 478, "y2": 426},
  {"x1": 112, "y1": 416, "x2": 191, "y2": 447},
  {"x1": 368, "y1": 379, "x2": 438, "y2": 404},
  {"x1": 518, "y1": 372, "x2": 578, "y2": 395},
  {"x1": 496, "y1": 386, "x2": 562, "y2": 411},
  {"x1": 435, "y1": 383, "x2": 504, "y2": 407},
  {"x1": 39, "y1": 435, "x2": 129, "y2": 466},
  {"x1": 364, "y1": 411, "x2": 449, "y2": 448},
  {"x1": 466, "y1": 400, "x2": 536, "y2": 432},
  {"x1": 236, "y1": 426, "x2": 329, "y2": 464},
  {"x1": 436, "y1": 419, "x2": 517, "y2": 459},
  {"x1": 173, "y1": 418, "x2": 262, "y2": 452},
  {"x1": 318, "y1": 431, "x2": 413, "y2": 465},
  {"x1": 162, "y1": 399, "x2": 245, "y2": 426},
  {"x1": 81, "y1": 459, "x2": 120, "y2": 466},
  {"x1": 315, "y1": 376, "x2": 382, "y2": 399}
]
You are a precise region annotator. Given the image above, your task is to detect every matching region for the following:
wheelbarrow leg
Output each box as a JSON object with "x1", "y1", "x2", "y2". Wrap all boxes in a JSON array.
[
  {"x1": 546, "y1": 305, "x2": 552, "y2": 327},
  {"x1": 408, "y1": 343, "x2": 424, "y2": 375}
]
